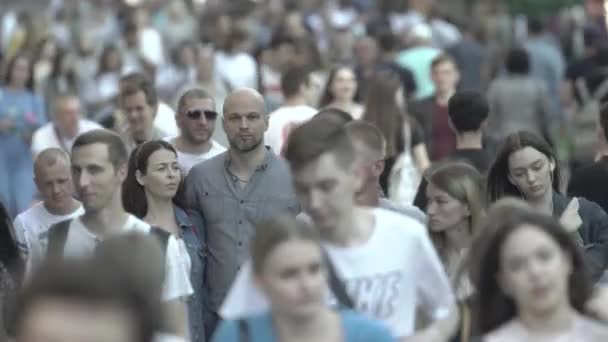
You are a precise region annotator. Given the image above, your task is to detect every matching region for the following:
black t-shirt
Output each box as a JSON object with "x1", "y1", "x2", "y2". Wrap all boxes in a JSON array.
[
  {"x1": 413, "y1": 148, "x2": 492, "y2": 211},
  {"x1": 568, "y1": 157, "x2": 608, "y2": 214}
]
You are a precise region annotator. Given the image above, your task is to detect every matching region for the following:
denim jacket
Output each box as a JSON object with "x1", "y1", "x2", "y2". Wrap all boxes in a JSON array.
[{"x1": 175, "y1": 206, "x2": 206, "y2": 342}]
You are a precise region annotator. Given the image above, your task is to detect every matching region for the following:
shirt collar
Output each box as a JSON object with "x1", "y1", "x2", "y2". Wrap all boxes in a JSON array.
[
  {"x1": 173, "y1": 206, "x2": 192, "y2": 230},
  {"x1": 223, "y1": 146, "x2": 273, "y2": 172}
]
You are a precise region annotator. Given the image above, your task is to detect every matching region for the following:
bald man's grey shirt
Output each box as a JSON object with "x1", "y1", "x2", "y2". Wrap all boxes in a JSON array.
[{"x1": 184, "y1": 148, "x2": 300, "y2": 312}]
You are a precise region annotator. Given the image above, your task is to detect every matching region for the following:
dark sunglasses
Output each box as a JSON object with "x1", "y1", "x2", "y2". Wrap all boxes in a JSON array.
[{"x1": 185, "y1": 109, "x2": 218, "y2": 121}]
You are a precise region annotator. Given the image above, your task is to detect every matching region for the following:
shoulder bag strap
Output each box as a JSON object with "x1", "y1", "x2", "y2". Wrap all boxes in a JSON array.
[{"x1": 322, "y1": 248, "x2": 355, "y2": 310}]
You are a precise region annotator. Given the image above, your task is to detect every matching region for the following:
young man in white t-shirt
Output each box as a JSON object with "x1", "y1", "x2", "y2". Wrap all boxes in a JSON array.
[
  {"x1": 14, "y1": 148, "x2": 84, "y2": 274},
  {"x1": 166, "y1": 88, "x2": 226, "y2": 175},
  {"x1": 220, "y1": 111, "x2": 456, "y2": 341},
  {"x1": 40, "y1": 129, "x2": 193, "y2": 338},
  {"x1": 264, "y1": 66, "x2": 318, "y2": 155}
]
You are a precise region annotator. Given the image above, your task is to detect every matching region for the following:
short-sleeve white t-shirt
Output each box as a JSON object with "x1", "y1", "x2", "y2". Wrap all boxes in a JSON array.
[
  {"x1": 164, "y1": 136, "x2": 226, "y2": 175},
  {"x1": 264, "y1": 105, "x2": 318, "y2": 155},
  {"x1": 220, "y1": 208, "x2": 454, "y2": 338},
  {"x1": 62, "y1": 214, "x2": 193, "y2": 301},
  {"x1": 14, "y1": 202, "x2": 84, "y2": 275}
]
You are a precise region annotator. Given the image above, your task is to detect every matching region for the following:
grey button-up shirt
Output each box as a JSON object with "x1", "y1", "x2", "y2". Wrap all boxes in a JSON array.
[{"x1": 185, "y1": 148, "x2": 299, "y2": 311}]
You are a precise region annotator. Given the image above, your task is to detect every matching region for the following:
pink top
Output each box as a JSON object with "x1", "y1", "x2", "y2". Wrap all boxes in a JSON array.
[{"x1": 483, "y1": 313, "x2": 608, "y2": 342}]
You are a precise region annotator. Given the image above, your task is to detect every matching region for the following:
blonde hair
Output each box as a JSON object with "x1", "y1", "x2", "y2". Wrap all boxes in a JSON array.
[{"x1": 426, "y1": 162, "x2": 486, "y2": 262}]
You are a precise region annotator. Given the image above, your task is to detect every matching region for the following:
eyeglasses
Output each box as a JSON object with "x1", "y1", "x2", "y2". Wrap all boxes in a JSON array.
[{"x1": 185, "y1": 109, "x2": 218, "y2": 121}]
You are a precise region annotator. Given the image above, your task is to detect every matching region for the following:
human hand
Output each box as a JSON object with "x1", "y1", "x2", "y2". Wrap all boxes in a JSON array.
[{"x1": 560, "y1": 198, "x2": 582, "y2": 234}]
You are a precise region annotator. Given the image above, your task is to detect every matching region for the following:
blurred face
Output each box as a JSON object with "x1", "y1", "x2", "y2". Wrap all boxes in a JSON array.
[
  {"x1": 508, "y1": 147, "x2": 554, "y2": 201},
  {"x1": 498, "y1": 224, "x2": 572, "y2": 317},
  {"x1": 35, "y1": 158, "x2": 74, "y2": 212},
  {"x1": 121, "y1": 91, "x2": 156, "y2": 139},
  {"x1": 178, "y1": 46, "x2": 195, "y2": 66},
  {"x1": 54, "y1": 97, "x2": 81, "y2": 139},
  {"x1": 257, "y1": 240, "x2": 326, "y2": 318},
  {"x1": 10, "y1": 57, "x2": 30, "y2": 87},
  {"x1": 223, "y1": 94, "x2": 268, "y2": 153},
  {"x1": 354, "y1": 39, "x2": 378, "y2": 66},
  {"x1": 71, "y1": 143, "x2": 126, "y2": 213},
  {"x1": 274, "y1": 44, "x2": 296, "y2": 71},
  {"x1": 292, "y1": 153, "x2": 360, "y2": 233},
  {"x1": 431, "y1": 60, "x2": 460, "y2": 95},
  {"x1": 18, "y1": 299, "x2": 137, "y2": 342},
  {"x1": 178, "y1": 97, "x2": 216, "y2": 145},
  {"x1": 330, "y1": 68, "x2": 357, "y2": 102},
  {"x1": 196, "y1": 52, "x2": 215, "y2": 80},
  {"x1": 426, "y1": 182, "x2": 470, "y2": 232},
  {"x1": 41, "y1": 40, "x2": 58, "y2": 61},
  {"x1": 104, "y1": 50, "x2": 121, "y2": 72},
  {"x1": 137, "y1": 149, "x2": 181, "y2": 200}
]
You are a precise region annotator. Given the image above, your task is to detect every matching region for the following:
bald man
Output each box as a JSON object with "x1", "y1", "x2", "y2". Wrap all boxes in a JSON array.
[
  {"x1": 184, "y1": 88, "x2": 300, "y2": 337},
  {"x1": 13, "y1": 148, "x2": 83, "y2": 274}
]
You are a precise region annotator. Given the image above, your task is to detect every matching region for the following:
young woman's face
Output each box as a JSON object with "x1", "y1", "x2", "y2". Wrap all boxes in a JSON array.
[
  {"x1": 257, "y1": 240, "x2": 327, "y2": 318},
  {"x1": 330, "y1": 68, "x2": 357, "y2": 102},
  {"x1": 498, "y1": 224, "x2": 571, "y2": 317},
  {"x1": 508, "y1": 147, "x2": 554, "y2": 201},
  {"x1": 426, "y1": 182, "x2": 470, "y2": 232},
  {"x1": 137, "y1": 149, "x2": 181, "y2": 200}
]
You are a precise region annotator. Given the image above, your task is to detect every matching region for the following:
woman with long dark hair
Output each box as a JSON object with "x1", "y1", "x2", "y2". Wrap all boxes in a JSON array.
[
  {"x1": 319, "y1": 65, "x2": 364, "y2": 120},
  {"x1": 475, "y1": 211, "x2": 608, "y2": 340},
  {"x1": 122, "y1": 140, "x2": 205, "y2": 342},
  {"x1": 362, "y1": 70, "x2": 430, "y2": 197},
  {"x1": 486, "y1": 130, "x2": 608, "y2": 278},
  {"x1": 0, "y1": 199, "x2": 24, "y2": 338}
]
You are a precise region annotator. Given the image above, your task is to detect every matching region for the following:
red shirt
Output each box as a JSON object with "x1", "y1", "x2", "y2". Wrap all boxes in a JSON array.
[{"x1": 431, "y1": 103, "x2": 456, "y2": 160}]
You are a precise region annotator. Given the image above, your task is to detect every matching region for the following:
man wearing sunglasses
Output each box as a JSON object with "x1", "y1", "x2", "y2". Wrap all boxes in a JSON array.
[{"x1": 168, "y1": 88, "x2": 226, "y2": 175}]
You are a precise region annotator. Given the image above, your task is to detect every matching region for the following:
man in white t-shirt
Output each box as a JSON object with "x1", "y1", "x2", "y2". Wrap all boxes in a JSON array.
[
  {"x1": 220, "y1": 111, "x2": 456, "y2": 340},
  {"x1": 14, "y1": 148, "x2": 84, "y2": 274},
  {"x1": 31, "y1": 94, "x2": 101, "y2": 157},
  {"x1": 264, "y1": 66, "x2": 318, "y2": 155},
  {"x1": 165, "y1": 88, "x2": 226, "y2": 175},
  {"x1": 39, "y1": 129, "x2": 193, "y2": 338}
]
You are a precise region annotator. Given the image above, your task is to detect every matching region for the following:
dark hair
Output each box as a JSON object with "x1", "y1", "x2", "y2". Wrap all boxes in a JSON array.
[
  {"x1": 362, "y1": 70, "x2": 405, "y2": 157},
  {"x1": 72, "y1": 129, "x2": 128, "y2": 171},
  {"x1": 281, "y1": 66, "x2": 310, "y2": 98},
  {"x1": 314, "y1": 107, "x2": 353, "y2": 125},
  {"x1": 491, "y1": 132, "x2": 557, "y2": 199},
  {"x1": 475, "y1": 211, "x2": 593, "y2": 334},
  {"x1": 269, "y1": 34, "x2": 296, "y2": 51},
  {"x1": 487, "y1": 131, "x2": 559, "y2": 203},
  {"x1": 122, "y1": 140, "x2": 186, "y2": 218},
  {"x1": 16, "y1": 259, "x2": 159, "y2": 342},
  {"x1": 318, "y1": 65, "x2": 358, "y2": 108},
  {"x1": 448, "y1": 90, "x2": 489, "y2": 133},
  {"x1": 377, "y1": 30, "x2": 399, "y2": 52},
  {"x1": 285, "y1": 113, "x2": 355, "y2": 171},
  {"x1": 97, "y1": 45, "x2": 122, "y2": 76},
  {"x1": 431, "y1": 53, "x2": 456, "y2": 70},
  {"x1": 527, "y1": 17, "x2": 545, "y2": 35},
  {"x1": 505, "y1": 48, "x2": 530, "y2": 75},
  {"x1": 0, "y1": 200, "x2": 23, "y2": 284},
  {"x1": 3, "y1": 53, "x2": 34, "y2": 90},
  {"x1": 176, "y1": 87, "x2": 214, "y2": 114},
  {"x1": 120, "y1": 72, "x2": 158, "y2": 107}
]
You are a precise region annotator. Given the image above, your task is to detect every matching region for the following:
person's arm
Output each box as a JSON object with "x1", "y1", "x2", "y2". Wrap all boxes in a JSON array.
[
  {"x1": 164, "y1": 299, "x2": 190, "y2": 338},
  {"x1": 412, "y1": 143, "x2": 430, "y2": 173},
  {"x1": 410, "y1": 224, "x2": 457, "y2": 341}
]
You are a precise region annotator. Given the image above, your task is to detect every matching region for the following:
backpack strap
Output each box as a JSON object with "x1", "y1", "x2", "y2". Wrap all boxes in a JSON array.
[
  {"x1": 46, "y1": 219, "x2": 73, "y2": 261},
  {"x1": 322, "y1": 248, "x2": 355, "y2": 309}
]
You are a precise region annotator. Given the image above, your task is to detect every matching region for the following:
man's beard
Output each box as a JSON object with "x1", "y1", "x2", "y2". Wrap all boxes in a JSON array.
[{"x1": 228, "y1": 135, "x2": 264, "y2": 153}]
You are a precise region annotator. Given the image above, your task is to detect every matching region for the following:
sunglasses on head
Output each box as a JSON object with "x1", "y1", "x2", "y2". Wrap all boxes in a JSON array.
[{"x1": 185, "y1": 109, "x2": 218, "y2": 120}]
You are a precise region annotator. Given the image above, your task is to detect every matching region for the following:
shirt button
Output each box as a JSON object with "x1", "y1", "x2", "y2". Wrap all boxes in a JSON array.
[
  {"x1": 238, "y1": 241, "x2": 243, "y2": 246},
  {"x1": 238, "y1": 220, "x2": 242, "y2": 224},
  {"x1": 240, "y1": 200, "x2": 244, "y2": 204}
]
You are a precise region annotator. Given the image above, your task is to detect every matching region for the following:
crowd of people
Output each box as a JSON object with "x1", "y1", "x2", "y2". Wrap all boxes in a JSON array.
[{"x1": 2, "y1": 0, "x2": 608, "y2": 341}]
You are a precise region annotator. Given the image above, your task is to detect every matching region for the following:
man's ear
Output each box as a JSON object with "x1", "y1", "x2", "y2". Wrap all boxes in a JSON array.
[
  {"x1": 372, "y1": 159, "x2": 385, "y2": 177},
  {"x1": 353, "y1": 164, "x2": 365, "y2": 193}
]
